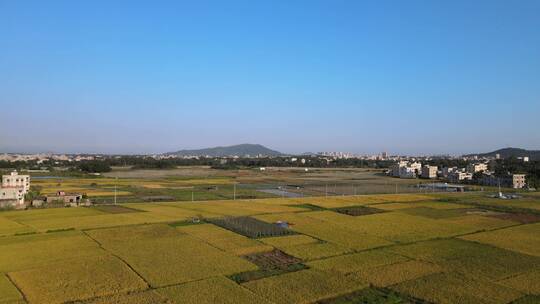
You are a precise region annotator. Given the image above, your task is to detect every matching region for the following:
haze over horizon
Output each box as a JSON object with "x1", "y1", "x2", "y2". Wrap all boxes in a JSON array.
[{"x1": 1, "y1": 1, "x2": 539, "y2": 155}]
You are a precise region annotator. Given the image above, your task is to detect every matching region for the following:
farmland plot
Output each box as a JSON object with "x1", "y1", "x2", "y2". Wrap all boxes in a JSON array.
[
  {"x1": 177, "y1": 223, "x2": 273, "y2": 255},
  {"x1": 354, "y1": 260, "x2": 442, "y2": 287},
  {"x1": 278, "y1": 241, "x2": 352, "y2": 261},
  {"x1": 255, "y1": 212, "x2": 391, "y2": 250},
  {"x1": 86, "y1": 224, "x2": 258, "y2": 287},
  {"x1": 307, "y1": 250, "x2": 408, "y2": 274},
  {"x1": 392, "y1": 272, "x2": 523, "y2": 304},
  {"x1": 0, "y1": 217, "x2": 34, "y2": 236},
  {"x1": 8, "y1": 255, "x2": 147, "y2": 304},
  {"x1": 157, "y1": 276, "x2": 272, "y2": 304},
  {"x1": 74, "y1": 290, "x2": 171, "y2": 304},
  {"x1": 389, "y1": 239, "x2": 540, "y2": 280},
  {"x1": 242, "y1": 269, "x2": 368, "y2": 304},
  {"x1": 460, "y1": 223, "x2": 540, "y2": 257},
  {"x1": 0, "y1": 274, "x2": 23, "y2": 304},
  {"x1": 498, "y1": 270, "x2": 540, "y2": 295},
  {"x1": 0, "y1": 230, "x2": 104, "y2": 272}
]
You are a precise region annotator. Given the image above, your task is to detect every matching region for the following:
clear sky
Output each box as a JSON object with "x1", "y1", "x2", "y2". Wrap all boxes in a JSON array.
[{"x1": 1, "y1": 0, "x2": 539, "y2": 155}]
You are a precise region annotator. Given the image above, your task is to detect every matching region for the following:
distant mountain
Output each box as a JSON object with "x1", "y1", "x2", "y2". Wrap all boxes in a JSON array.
[
  {"x1": 167, "y1": 144, "x2": 283, "y2": 157},
  {"x1": 466, "y1": 147, "x2": 540, "y2": 161}
]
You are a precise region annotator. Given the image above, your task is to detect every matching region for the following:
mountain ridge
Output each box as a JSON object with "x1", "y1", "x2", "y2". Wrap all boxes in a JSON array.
[
  {"x1": 465, "y1": 147, "x2": 540, "y2": 160},
  {"x1": 166, "y1": 144, "x2": 283, "y2": 157}
]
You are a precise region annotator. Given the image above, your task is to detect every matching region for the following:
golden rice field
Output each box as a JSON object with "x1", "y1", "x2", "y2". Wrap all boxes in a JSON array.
[{"x1": 0, "y1": 191, "x2": 540, "y2": 303}]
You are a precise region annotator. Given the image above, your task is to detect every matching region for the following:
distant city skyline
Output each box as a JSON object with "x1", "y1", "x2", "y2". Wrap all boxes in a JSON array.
[{"x1": 1, "y1": 1, "x2": 539, "y2": 155}]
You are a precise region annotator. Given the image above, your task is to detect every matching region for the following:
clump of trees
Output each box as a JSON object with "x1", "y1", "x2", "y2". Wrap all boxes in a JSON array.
[
  {"x1": 491, "y1": 158, "x2": 540, "y2": 188},
  {"x1": 77, "y1": 161, "x2": 111, "y2": 173}
]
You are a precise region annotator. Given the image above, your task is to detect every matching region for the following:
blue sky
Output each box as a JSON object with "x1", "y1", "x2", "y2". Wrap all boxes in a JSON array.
[{"x1": 1, "y1": 0, "x2": 539, "y2": 155}]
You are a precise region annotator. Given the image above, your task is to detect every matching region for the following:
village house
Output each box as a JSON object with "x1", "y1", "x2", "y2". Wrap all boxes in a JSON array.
[
  {"x1": 0, "y1": 171, "x2": 30, "y2": 208},
  {"x1": 45, "y1": 191, "x2": 84, "y2": 207}
]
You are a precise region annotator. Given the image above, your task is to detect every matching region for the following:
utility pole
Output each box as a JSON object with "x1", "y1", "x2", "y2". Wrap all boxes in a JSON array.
[
  {"x1": 192, "y1": 188, "x2": 194, "y2": 202},
  {"x1": 233, "y1": 183, "x2": 236, "y2": 200},
  {"x1": 114, "y1": 177, "x2": 117, "y2": 205},
  {"x1": 325, "y1": 184, "x2": 328, "y2": 198}
]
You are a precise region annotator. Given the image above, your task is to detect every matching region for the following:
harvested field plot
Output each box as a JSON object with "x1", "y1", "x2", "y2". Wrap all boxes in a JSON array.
[
  {"x1": 244, "y1": 249, "x2": 302, "y2": 269},
  {"x1": 87, "y1": 224, "x2": 258, "y2": 287},
  {"x1": 157, "y1": 276, "x2": 272, "y2": 304},
  {"x1": 8, "y1": 255, "x2": 147, "y2": 304},
  {"x1": 489, "y1": 212, "x2": 540, "y2": 224},
  {"x1": 230, "y1": 250, "x2": 307, "y2": 283},
  {"x1": 209, "y1": 216, "x2": 295, "y2": 238},
  {"x1": 392, "y1": 272, "x2": 523, "y2": 304},
  {"x1": 333, "y1": 205, "x2": 386, "y2": 216},
  {"x1": 242, "y1": 269, "x2": 368, "y2": 304}
]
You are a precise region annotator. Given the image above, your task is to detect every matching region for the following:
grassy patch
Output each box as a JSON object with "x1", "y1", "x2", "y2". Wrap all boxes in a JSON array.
[
  {"x1": 229, "y1": 262, "x2": 308, "y2": 283},
  {"x1": 333, "y1": 205, "x2": 387, "y2": 217},
  {"x1": 291, "y1": 204, "x2": 328, "y2": 211},
  {"x1": 92, "y1": 205, "x2": 144, "y2": 214}
]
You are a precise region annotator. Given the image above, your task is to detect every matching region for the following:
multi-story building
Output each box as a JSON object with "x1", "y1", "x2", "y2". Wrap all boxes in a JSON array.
[
  {"x1": 0, "y1": 171, "x2": 30, "y2": 208},
  {"x1": 448, "y1": 171, "x2": 473, "y2": 183},
  {"x1": 441, "y1": 167, "x2": 457, "y2": 178},
  {"x1": 409, "y1": 162, "x2": 422, "y2": 173},
  {"x1": 467, "y1": 163, "x2": 488, "y2": 173},
  {"x1": 421, "y1": 165, "x2": 438, "y2": 179},
  {"x1": 391, "y1": 161, "x2": 408, "y2": 177},
  {"x1": 399, "y1": 166, "x2": 417, "y2": 178},
  {"x1": 390, "y1": 161, "x2": 422, "y2": 178},
  {"x1": 480, "y1": 174, "x2": 526, "y2": 189}
]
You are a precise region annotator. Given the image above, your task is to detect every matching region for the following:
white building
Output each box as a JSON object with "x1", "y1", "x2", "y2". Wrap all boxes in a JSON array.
[
  {"x1": 467, "y1": 163, "x2": 488, "y2": 173},
  {"x1": 421, "y1": 165, "x2": 438, "y2": 179},
  {"x1": 448, "y1": 171, "x2": 473, "y2": 183},
  {"x1": 2, "y1": 171, "x2": 30, "y2": 194},
  {"x1": 391, "y1": 161, "x2": 408, "y2": 177},
  {"x1": 399, "y1": 166, "x2": 417, "y2": 178},
  {"x1": 441, "y1": 167, "x2": 457, "y2": 178},
  {"x1": 0, "y1": 171, "x2": 30, "y2": 208},
  {"x1": 391, "y1": 161, "x2": 422, "y2": 178}
]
